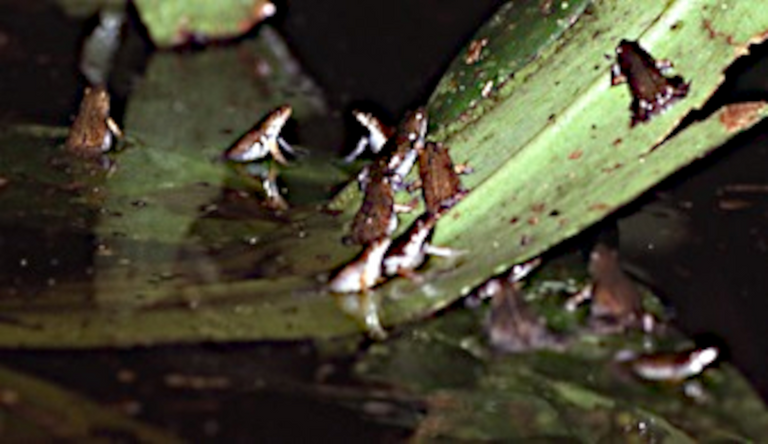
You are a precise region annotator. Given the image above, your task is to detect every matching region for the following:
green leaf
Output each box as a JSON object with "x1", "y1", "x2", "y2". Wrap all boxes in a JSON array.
[
  {"x1": 333, "y1": 0, "x2": 768, "y2": 329},
  {"x1": 0, "y1": 1, "x2": 766, "y2": 347},
  {"x1": 133, "y1": 0, "x2": 276, "y2": 46},
  {"x1": 352, "y1": 307, "x2": 768, "y2": 442}
]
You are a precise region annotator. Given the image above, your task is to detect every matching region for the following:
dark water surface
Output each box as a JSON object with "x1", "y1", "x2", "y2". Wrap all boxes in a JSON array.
[{"x1": 0, "y1": 0, "x2": 766, "y2": 441}]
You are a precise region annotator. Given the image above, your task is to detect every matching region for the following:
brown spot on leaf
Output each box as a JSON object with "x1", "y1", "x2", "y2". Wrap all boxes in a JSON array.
[
  {"x1": 702, "y1": 19, "x2": 736, "y2": 45},
  {"x1": 602, "y1": 162, "x2": 623, "y2": 173},
  {"x1": 527, "y1": 216, "x2": 539, "y2": 226},
  {"x1": 612, "y1": 138, "x2": 622, "y2": 147},
  {"x1": 719, "y1": 102, "x2": 766, "y2": 132},
  {"x1": 568, "y1": 149, "x2": 583, "y2": 160},
  {"x1": 531, "y1": 203, "x2": 546, "y2": 213},
  {"x1": 589, "y1": 203, "x2": 611, "y2": 212}
]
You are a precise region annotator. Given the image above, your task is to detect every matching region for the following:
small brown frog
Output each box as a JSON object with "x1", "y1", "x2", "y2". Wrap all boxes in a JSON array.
[
  {"x1": 417, "y1": 141, "x2": 468, "y2": 215},
  {"x1": 344, "y1": 110, "x2": 393, "y2": 163},
  {"x1": 588, "y1": 244, "x2": 644, "y2": 325},
  {"x1": 224, "y1": 105, "x2": 294, "y2": 165},
  {"x1": 385, "y1": 107, "x2": 428, "y2": 186},
  {"x1": 615, "y1": 346, "x2": 719, "y2": 383},
  {"x1": 382, "y1": 212, "x2": 461, "y2": 280},
  {"x1": 567, "y1": 243, "x2": 646, "y2": 332},
  {"x1": 65, "y1": 85, "x2": 122, "y2": 158},
  {"x1": 483, "y1": 278, "x2": 564, "y2": 353},
  {"x1": 349, "y1": 170, "x2": 398, "y2": 245},
  {"x1": 355, "y1": 107, "x2": 428, "y2": 192},
  {"x1": 611, "y1": 40, "x2": 689, "y2": 126},
  {"x1": 327, "y1": 237, "x2": 392, "y2": 294}
]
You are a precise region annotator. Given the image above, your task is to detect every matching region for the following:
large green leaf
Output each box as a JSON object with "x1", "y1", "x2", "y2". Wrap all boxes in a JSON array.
[
  {"x1": 0, "y1": 0, "x2": 766, "y2": 347},
  {"x1": 133, "y1": 0, "x2": 277, "y2": 47}
]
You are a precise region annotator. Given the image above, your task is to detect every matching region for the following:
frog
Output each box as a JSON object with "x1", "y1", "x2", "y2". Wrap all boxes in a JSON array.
[
  {"x1": 611, "y1": 39, "x2": 689, "y2": 126},
  {"x1": 417, "y1": 141, "x2": 468, "y2": 215},
  {"x1": 349, "y1": 118, "x2": 427, "y2": 246},
  {"x1": 65, "y1": 85, "x2": 122, "y2": 158},
  {"x1": 327, "y1": 237, "x2": 392, "y2": 294},
  {"x1": 387, "y1": 107, "x2": 427, "y2": 186},
  {"x1": 482, "y1": 277, "x2": 565, "y2": 353},
  {"x1": 566, "y1": 243, "x2": 647, "y2": 332},
  {"x1": 223, "y1": 105, "x2": 295, "y2": 165},
  {"x1": 343, "y1": 110, "x2": 393, "y2": 163},
  {"x1": 382, "y1": 212, "x2": 462, "y2": 280},
  {"x1": 348, "y1": 171, "x2": 399, "y2": 246},
  {"x1": 260, "y1": 162, "x2": 288, "y2": 210},
  {"x1": 464, "y1": 258, "x2": 541, "y2": 309},
  {"x1": 615, "y1": 346, "x2": 719, "y2": 383},
  {"x1": 612, "y1": 345, "x2": 719, "y2": 402},
  {"x1": 354, "y1": 107, "x2": 428, "y2": 193}
]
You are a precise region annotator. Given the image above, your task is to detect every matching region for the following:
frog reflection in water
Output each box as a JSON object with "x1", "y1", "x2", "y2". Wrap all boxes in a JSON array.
[
  {"x1": 484, "y1": 277, "x2": 565, "y2": 353},
  {"x1": 611, "y1": 39, "x2": 689, "y2": 126},
  {"x1": 567, "y1": 243, "x2": 647, "y2": 332},
  {"x1": 65, "y1": 85, "x2": 122, "y2": 158}
]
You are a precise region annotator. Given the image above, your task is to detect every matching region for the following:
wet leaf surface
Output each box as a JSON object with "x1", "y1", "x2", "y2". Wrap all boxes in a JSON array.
[{"x1": 352, "y1": 292, "x2": 768, "y2": 441}]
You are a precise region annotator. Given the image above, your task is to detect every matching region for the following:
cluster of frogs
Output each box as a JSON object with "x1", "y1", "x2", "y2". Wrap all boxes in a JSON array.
[
  {"x1": 480, "y1": 243, "x2": 719, "y2": 393},
  {"x1": 65, "y1": 39, "x2": 715, "y2": 388},
  {"x1": 327, "y1": 108, "x2": 469, "y2": 294}
]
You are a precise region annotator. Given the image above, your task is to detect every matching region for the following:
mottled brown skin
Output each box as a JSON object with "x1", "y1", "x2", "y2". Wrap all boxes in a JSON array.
[
  {"x1": 418, "y1": 141, "x2": 466, "y2": 215},
  {"x1": 349, "y1": 167, "x2": 395, "y2": 245},
  {"x1": 382, "y1": 212, "x2": 438, "y2": 278},
  {"x1": 624, "y1": 346, "x2": 718, "y2": 382},
  {"x1": 383, "y1": 107, "x2": 427, "y2": 178},
  {"x1": 612, "y1": 40, "x2": 689, "y2": 126},
  {"x1": 588, "y1": 243, "x2": 643, "y2": 327},
  {"x1": 65, "y1": 86, "x2": 117, "y2": 157},
  {"x1": 224, "y1": 105, "x2": 292, "y2": 165},
  {"x1": 486, "y1": 279, "x2": 563, "y2": 353}
]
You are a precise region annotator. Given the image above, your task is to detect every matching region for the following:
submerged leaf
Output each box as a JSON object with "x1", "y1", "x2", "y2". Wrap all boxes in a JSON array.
[
  {"x1": 0, "y1": 364, "x2": 180, "y2": 442},
  {"x1": 353, "y1": 306, "x2": 768, "y2": 441}
]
